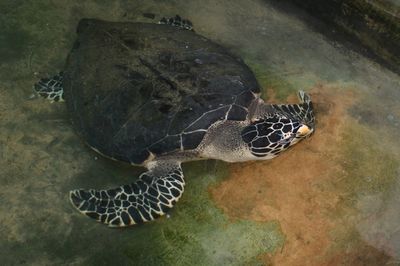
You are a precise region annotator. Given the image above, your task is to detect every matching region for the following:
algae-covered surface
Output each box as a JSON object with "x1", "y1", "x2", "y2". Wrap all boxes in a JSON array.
[{"x1": 1, "y1": 0, "x2": 400, "y2": 265}]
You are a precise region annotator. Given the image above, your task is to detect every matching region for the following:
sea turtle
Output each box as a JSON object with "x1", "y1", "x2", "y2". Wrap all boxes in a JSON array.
[{"x1": 34, "y1": 17, "x2": 315, "y2": 227}]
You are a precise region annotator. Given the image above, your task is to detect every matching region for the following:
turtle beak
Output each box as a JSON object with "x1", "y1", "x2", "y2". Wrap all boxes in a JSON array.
[
  {"x1": 297, "y1": 124, "x2": 313, "y2": 138},
  {"x1": 297, "y1": 125, "x2": 314, "y2": 136}
]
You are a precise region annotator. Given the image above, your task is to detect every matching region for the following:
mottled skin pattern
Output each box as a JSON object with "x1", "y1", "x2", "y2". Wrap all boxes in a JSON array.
[
  {"x1": 70, "y1": 161, "x2": 184, "y2": 226},
  {"x1": 34, "y1": 18, "x2": 315, "y2": 227},
  {"x1": 34, "y1": 72, "x2": 64, "y2": 102},
  {"x1": 243, "y1": 92, "x2": 314, "y2": 158}
]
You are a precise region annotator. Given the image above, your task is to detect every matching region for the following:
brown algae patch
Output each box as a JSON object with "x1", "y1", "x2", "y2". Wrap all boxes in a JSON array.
[
  {"x1": 122, "y1": 161, "x2": 285, "y2": 265},
  {"x1": 246, "y1": 62, "x2": 296, "y2": 101},
  {"x1": 210, "y1": 84, "x2": 397, "y2": 265},
  {"x1": 328, "y1": 113, "x2": 400, "y2": 263}
]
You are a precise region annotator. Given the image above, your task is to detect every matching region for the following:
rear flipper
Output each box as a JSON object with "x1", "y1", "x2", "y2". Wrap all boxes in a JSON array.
[
  {"x1": 70, "y1": 161, "x2": 185, "y2": 227},
  {"x1": 33, "y1": 72, "x2": 64, "y2": 102},
  {"x1": 159, "y1": 15, "x2": 194, "y2": 31}
]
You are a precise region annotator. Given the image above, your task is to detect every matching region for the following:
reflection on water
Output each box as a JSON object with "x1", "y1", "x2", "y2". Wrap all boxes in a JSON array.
[{"x1": 0, "y1": 0, "x2": 399, "y2": 265}]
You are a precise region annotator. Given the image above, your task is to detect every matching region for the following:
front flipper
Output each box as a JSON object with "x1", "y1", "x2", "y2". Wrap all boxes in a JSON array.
[
  {"x1": 33, "y1": 72, "x2": 64, "y2": 102},
  {"x1": 70, "y1": 161, "x2": 185, "y2": 227}
]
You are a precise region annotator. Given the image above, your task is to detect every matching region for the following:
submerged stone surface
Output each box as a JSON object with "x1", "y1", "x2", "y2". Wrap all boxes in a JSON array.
[{"x1": 0, "y1": 0, "x2": 399, "y2": 265}]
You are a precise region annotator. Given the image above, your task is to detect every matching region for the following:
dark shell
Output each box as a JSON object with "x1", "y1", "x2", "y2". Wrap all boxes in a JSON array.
[{"x1": 64, "y1": 19, "x2": 260, "y2": 164}]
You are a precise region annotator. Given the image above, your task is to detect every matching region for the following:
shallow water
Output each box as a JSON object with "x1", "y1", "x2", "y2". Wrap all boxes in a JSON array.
[{"x1": 1, "y1": 0, "x2": 400, "y2": 265}]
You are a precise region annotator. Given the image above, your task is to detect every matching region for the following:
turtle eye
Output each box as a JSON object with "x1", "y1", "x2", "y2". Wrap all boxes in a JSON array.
[{"x1": 278, "y1": 131, "x2": 295, "y2": 144}]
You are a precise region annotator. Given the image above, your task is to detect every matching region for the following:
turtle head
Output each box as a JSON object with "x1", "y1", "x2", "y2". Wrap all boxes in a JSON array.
[
  {"x1": 274, "y1": 90, "x2": 315, "y2": 139},
  {"x1": 242, "y1": 91, "x2": 315, "y2": 158}
]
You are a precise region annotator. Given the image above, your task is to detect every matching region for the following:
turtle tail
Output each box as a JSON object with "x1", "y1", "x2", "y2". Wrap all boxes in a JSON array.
[
  {"x1": 33, "y1": 72, "x2": 64, "y2": 102},
  {"x1": 69, "y1": 161, "x2": 185, "y2": 227}
]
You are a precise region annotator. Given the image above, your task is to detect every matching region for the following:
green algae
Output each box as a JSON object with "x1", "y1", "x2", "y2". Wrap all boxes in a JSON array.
[
  {"x1": 336, "y1": 122, "x2": 399, "y2": 208},
  {"x1": 244, "y1": 60, "x2": 296, "y2": 101},
  {"x1": 0, "y1": 1, "x2": 71, "y2": 84},
  {"x1": 324, "y1": 115, "x2": 399, "y2": 262},
  {"x1": 121, "y1": 161, "x2": 285, "y2": 266},
  {"x1": 240, "y1": 54, "x2": 316, "y2": 102},
  {"x1": 0, "y1": 159, "x2": 285, "y2": 265},
  {"x1": 0, "y1": 20, "x2": 32, "y2": 63}
]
